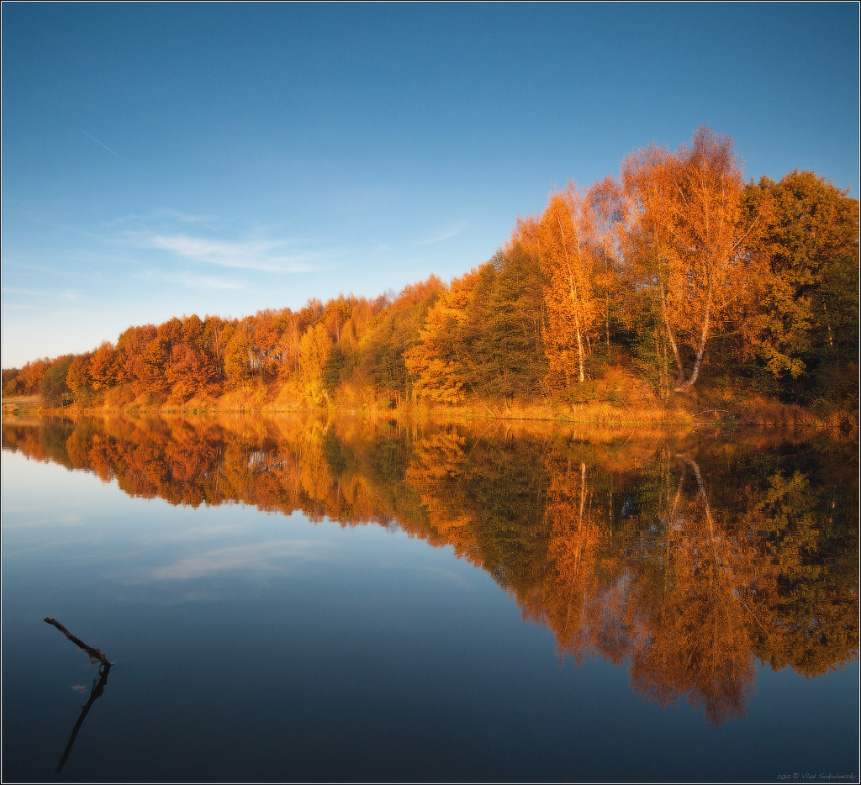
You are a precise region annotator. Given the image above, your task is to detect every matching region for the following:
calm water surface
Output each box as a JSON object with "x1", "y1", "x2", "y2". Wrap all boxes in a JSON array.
[{"x1": 1, "y1": 414, "x2": 858, "y2": 783}]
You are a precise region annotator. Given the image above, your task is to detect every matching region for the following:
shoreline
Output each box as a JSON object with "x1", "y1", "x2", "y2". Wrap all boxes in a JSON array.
[{"x1": 3, "y1": 394, "x2": 856, "y2": 438}]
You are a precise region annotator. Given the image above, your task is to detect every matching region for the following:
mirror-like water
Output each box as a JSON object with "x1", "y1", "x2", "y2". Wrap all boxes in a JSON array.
[{"x1": 2, "y1": 414, "x2": 858, "y2": 783}]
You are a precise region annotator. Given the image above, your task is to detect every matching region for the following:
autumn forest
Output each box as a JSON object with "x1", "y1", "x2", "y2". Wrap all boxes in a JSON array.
[{"x1": 3, "y1": 129, "x2": 858, "y2": 421}]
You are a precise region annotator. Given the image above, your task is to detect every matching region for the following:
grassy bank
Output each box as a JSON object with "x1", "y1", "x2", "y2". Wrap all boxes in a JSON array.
[{"x1": 5, "y1": 387, "x2": 856, "y2": 440}]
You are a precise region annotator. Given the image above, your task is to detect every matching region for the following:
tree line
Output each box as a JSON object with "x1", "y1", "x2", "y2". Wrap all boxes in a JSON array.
[{"x1": 3, "y1": 128, "x2": 858, "y2": 411}]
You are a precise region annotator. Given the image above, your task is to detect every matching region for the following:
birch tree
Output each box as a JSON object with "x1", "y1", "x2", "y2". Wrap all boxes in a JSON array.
[
  {"x1": 622, "y1": 127, "x2": 749, "y2": 392},
  {"x1": 518, "y1": 184, "x2": 600, "y2": 386}
]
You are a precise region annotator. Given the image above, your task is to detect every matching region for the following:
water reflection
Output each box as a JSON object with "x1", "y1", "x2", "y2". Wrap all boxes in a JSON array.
[
  {"x1": 43, "y1": 617, "x2": 113, "y2": 774},
  {"x1": 3, "y1": 414, "x2": 857, "y2": 726}
]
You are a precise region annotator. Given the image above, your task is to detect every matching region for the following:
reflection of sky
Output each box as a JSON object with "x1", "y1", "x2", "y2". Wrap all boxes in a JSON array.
[
  {"x1": 0, "y1": 447, "x2": 477, "y2": 601},
  {"x1": 148, "y1": 540, "x2": 330, "y2": 580},
  {"x1": 2, "y1": 441, "x2": 859, "y2": 783},
  {"x1": 1, "y1": 450, "x2": 114, "y2": 528}
]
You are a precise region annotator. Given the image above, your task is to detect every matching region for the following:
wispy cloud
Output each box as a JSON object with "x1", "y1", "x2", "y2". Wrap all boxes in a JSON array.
[
  {"x1": 108, "y1": 208, "x2": 217, "y2": 227},
  {"x1": 154, "y1": 271, "x2": 244, "y2": 291},
  {"x1": 416, "y1": 565, "x2": 471, "y2": 587},
  {"x1": 143, "y1": 234, "x2": 320, "y2": 273},
  {"x1": 135, "y1": 523, "x2": 245, "y2": 546},
  {"x1": 82, "y1": 130, "x2": 126, "y2": 161},
  {"x1": 2, "y1": 286, "x2": 82, "y2": 301},
  {"x1": 416, "y1": 220, "x2": 468, "y2": 246},
  {"x1": 160, "y1": 209, "x2": 217, "y2": 224},
  {"x1": 148, "y1": 539, "x2": 328, "y2": 580}
]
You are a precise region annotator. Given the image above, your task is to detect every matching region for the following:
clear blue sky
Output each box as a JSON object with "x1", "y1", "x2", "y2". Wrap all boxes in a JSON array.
[{"x1": 2, "y1": 2, "x2": 858, "y2": 369}]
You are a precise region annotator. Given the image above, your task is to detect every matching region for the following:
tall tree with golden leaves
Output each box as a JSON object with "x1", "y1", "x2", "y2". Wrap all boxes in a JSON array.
[
  {"x1": 517, "y1": 184, "x2": 600, "y2": 386},
  {"x1": 622, "y1": 127, "x2": 751, "y2": 391},
  {"x1": 588, "y1": 176, "x2": 626, "y2": 353}
]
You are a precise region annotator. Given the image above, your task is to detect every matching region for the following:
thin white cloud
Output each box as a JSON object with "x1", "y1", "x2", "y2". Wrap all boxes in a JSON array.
[
  {"x1": 144, "y1": 233, "x2": 319, "y2": 273},
  {"x1": 82, "y1": 130, "x2": 126, "y2": 161},
  {"x1": 149, "y1": 539, "x2": 328, "y2": 580},
  {"x1": 160, "y1": 209, "x2": 218, "y2": 224},
  {"x1": 416, "y1": 565, "x2": 470, "y2": 587},
  {"x1": 136, "y1": 523, "x2": 245, "y2": 545},
  {"x1": 2, "y1": 287, "x2": 52, "y2": 298},
  {"x1": 2, "y1": 287, "x2": 83, "y2": 301},
  {"x1": 0, "y1": 507, "x2": 91, "y2": 530},
  {"x1": 416, "y1": 220, "x2": 468, "y2": 246},
  {"x1": 157, "y1": 271, "x2": 244, "y2": 291},
  {"x1": 108, "y1": 208, "x2": 217, "y2": 227}
]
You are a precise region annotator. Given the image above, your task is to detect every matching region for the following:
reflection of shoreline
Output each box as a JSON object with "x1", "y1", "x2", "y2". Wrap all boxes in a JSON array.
[{"x1": 11, "y1": 415, "x2": 859, "y2": 726}]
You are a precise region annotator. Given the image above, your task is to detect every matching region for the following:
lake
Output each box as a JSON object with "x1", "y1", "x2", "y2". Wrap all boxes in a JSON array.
[{"x1": 1, "y1": 413, "x2": 858, "y2": 783}]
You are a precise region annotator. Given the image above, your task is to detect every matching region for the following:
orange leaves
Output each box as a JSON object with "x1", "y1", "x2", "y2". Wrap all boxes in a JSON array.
[
  {"x1": 88, "y1": 342, "x2": 120, "y2": 391},
  {"x1": 298, "y1": 323, "x2": 332, "y2": 404},
  {"x1": 166, "y1": 342, "x2": 220, "y2": 401},
  {"x1": 9, "y1": 126, "x2": 849, "y2": 410},
  {"x1": 621, "y1": 127, "x2": 748, "y2": 391},
  {"x1": 404, "y1": 269, "x2": 481, "y2": 404},
  {"x1": 514, "y1": 183, "x2": 605, "y2": 386}
]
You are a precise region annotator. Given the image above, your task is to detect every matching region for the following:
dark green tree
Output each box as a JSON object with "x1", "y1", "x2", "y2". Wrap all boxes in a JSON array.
[{"x1": 40, "y1": 355, "x2": 75, "y2": 407}]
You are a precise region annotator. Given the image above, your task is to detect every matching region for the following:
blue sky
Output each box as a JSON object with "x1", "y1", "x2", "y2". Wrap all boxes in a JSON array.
[{"x1": 2, "y1": 2, "x2": 858, "y2": 369}]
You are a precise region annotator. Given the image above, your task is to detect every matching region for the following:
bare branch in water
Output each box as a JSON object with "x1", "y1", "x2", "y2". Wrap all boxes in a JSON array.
[
  {"x1": 44, "y1": 617, "x2": 111, "y2": 666},
  {"x1": 44, "y1": 616, "x2": 114, "y2": 773}
]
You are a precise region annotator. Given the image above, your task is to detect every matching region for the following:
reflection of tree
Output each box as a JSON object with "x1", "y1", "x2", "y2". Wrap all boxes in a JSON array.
[
  {"x1": 626, "y1": 455, "x2": 755, "y2": 725},
  {"x1": 523, "y1": 455, "x2": 606, "y2": 663},
  {"x1": 5, "y1": 416, "x2": 857, "y2": 726},
  {"x1": 405, "y1": 428, "x2": 553, "y2": 587},
  {"x1": 405, "y1": 430, "x2": 474, "y2": 550},
  {"x1": 741, "y1": 468, "x2": 860, "y2": 677}
]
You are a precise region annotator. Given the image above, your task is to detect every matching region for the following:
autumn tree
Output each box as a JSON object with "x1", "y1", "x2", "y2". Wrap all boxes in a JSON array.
[
  {"x1": 88, "y1": 342, "x2": 120, "y2": 392},
  {"x1": 298, "y1": 322, "x2": 332, "y2": 404},
  {"x1": 4, "y1": 128, "x2": 854, "y2": 414},
  {"x1": 404, "y1": 269, "x2": 482, "y2": 403},
  {"x1": 166, "y1": 342, "x2": 220, "y2": 401},
  {"x1": 18, "y1": 358, "x2": 49, "y2": 394},
  {"x1": 740, "y1": 170, "x2": 859, "y2": 400},
  {"x1": 517, "y1": 184, "x2": 601, "y2": 386},
  {"x1": 202, "y1": 315, "x2": 232, "y2": 375},
  {"x1": 406, "y1": 248, "x2": 547, "y2": 404},
  {"x1": 251, "y1": 309, "x2": 284, "y2": 381},
  {"x1": 2, "y1": 367, "x2": 22, "y2": 397},
  {"x1": 276, "y1": 312, "x2": 303, "y2": 381},
  {"x1": 588, "y1": 177, "x2": 626, "y2": 355},
  {"x1": 622, "y1": 127, "x2": 751, "y2": 392},
  {"x1": 360, "y1": 277, "x2": 443, "y2": 406},
  {"x1": 223, "y1": 320, "x2": 256, "y2": 390},
  {"x1": 473, "y1": 244, "x2": 547, "y2": 399},
  {"x1": 65, "y1": 352, "x2": 93, "y2": 403},
  {"x1": 113, "y1": 325, "x2": 155, "y2": 395},
  {"x1": 40, "y1": 355, "x2": 75, "y2": 407},
  {"x1": 138, "y1": 334, "x2": 172, "y2": 397}
]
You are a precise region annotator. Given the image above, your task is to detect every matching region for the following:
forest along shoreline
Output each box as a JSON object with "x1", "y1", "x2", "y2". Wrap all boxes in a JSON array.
[{"x1": 3, "y1": 129, "x2": 858, "y2": 433}]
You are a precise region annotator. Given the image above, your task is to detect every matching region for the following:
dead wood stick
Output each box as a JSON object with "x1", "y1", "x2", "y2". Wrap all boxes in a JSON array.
[{"x1": 44, "y1": 617, "x2": 111, "y2": 666}]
